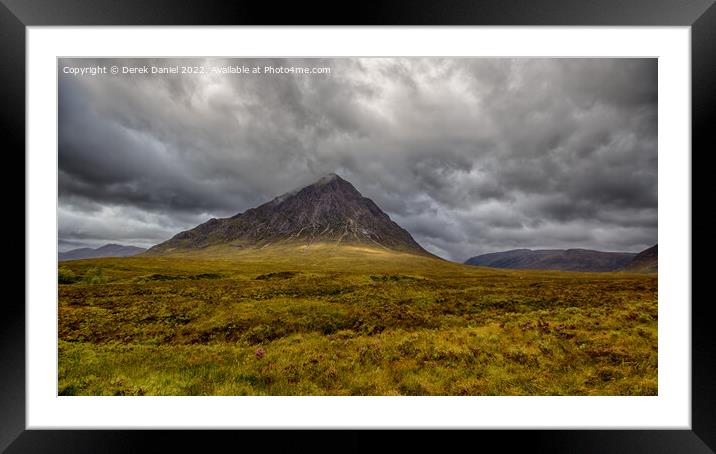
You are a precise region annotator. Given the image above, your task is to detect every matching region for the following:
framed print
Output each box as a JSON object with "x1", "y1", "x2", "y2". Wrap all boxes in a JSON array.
[{"x1": 5, "y1": 0, "x2": 713, "y2": 451}]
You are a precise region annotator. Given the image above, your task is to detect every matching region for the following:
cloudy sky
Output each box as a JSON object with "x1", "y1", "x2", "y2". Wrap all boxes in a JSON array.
[{"x1": 58, "y1": 57, "x2": 657, "y2": 262}]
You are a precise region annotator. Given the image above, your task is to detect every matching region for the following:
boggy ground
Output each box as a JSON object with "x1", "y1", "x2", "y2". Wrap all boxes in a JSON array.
[{"x1": 57, "y1": 245, "x2": 657, "y2": 396}]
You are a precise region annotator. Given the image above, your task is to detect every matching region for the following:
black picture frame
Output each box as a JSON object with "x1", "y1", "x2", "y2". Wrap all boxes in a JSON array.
[{"x1": 4, "y1": 0, "x2": 713, "y2": 452}]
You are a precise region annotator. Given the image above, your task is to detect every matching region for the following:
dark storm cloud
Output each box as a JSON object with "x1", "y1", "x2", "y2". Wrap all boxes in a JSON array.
[{"x1": 58, "y1": 57, "x2": 657, "y2": 260}]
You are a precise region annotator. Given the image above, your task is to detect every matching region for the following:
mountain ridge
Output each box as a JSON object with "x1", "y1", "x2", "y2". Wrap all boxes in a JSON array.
[
  {"x1": 59, "y1": 243, "x2": 146, "y2": 261},
  {"x1": 621, "y1": 244, "x2": 657, "y2": 273},
  {"x1": 464, "y1": 248, "x2": 638, "y2": 272}
]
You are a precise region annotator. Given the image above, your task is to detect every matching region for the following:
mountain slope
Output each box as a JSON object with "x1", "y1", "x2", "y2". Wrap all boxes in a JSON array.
[
  {"x1": 464, "y1": 248, "x2": 637, "y2": 272},
  {"x1": 146, "y1": 174, "x2": 433, "y2": 257},
  {"x1": 59, "y1": 244, "x2": 146, "y2": 261},
  {"x1": 622, "y1": 244, "x2": 657, "y2": 273}
]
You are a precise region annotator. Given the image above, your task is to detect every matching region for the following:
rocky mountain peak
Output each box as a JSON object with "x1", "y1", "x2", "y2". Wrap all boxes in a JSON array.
[{"x1": 147, "y1": 174, "x2": 432, "y2": 256}]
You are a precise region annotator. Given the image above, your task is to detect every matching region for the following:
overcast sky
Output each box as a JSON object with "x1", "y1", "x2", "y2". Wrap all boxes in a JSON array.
[{"x1": 58, "y1": 57, "x2": 657, "y2": 261}]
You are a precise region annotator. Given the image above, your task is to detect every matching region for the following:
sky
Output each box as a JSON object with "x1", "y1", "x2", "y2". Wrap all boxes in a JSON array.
[{"x1": 58, "y1": 57, "x2": 657, "y2": 262}]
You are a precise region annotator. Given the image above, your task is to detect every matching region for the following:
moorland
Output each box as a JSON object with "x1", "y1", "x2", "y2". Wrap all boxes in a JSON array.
[{"x1": 58, "y1": 244, "x2": 657, "y2": 396}]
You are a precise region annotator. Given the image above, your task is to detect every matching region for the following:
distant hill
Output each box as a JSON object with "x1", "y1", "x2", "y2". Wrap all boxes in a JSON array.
[
  {"x1": 146, "y1": 173, "x2": 434, "y2": 258},
  {"x1": 59, "y1": 244, "x2": 146, "y2": 261},
  {"x1": 464, "y1": 248, "x2": 637, "y2": 272},
  {"x1": 621, "y1": 245, "x2": 657, "y2": 273}
]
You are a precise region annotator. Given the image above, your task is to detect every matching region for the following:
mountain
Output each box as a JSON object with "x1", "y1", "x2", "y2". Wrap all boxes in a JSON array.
[
  {"x1": 59, "y1": 244, "x2": 146, "y2": 261},
  {"x1": 146, "y1": 174, "x2": 433, "y2": 257},
  {"x1": 621, "y1": 244, "x2": 657, "y2": 273},
  {"x1": 464, "y1": 248, "x2": 637, "y2": 272}
]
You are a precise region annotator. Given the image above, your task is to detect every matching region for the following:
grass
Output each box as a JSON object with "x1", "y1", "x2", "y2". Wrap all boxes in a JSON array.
[{"x1": 57, "y1": 244, "x2": 657, "y2": 396}]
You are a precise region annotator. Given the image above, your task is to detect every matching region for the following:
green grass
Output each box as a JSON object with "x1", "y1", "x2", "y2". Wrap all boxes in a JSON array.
[{"x1": 58, "y1": 245, "x2": 657, "y2": 396}]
